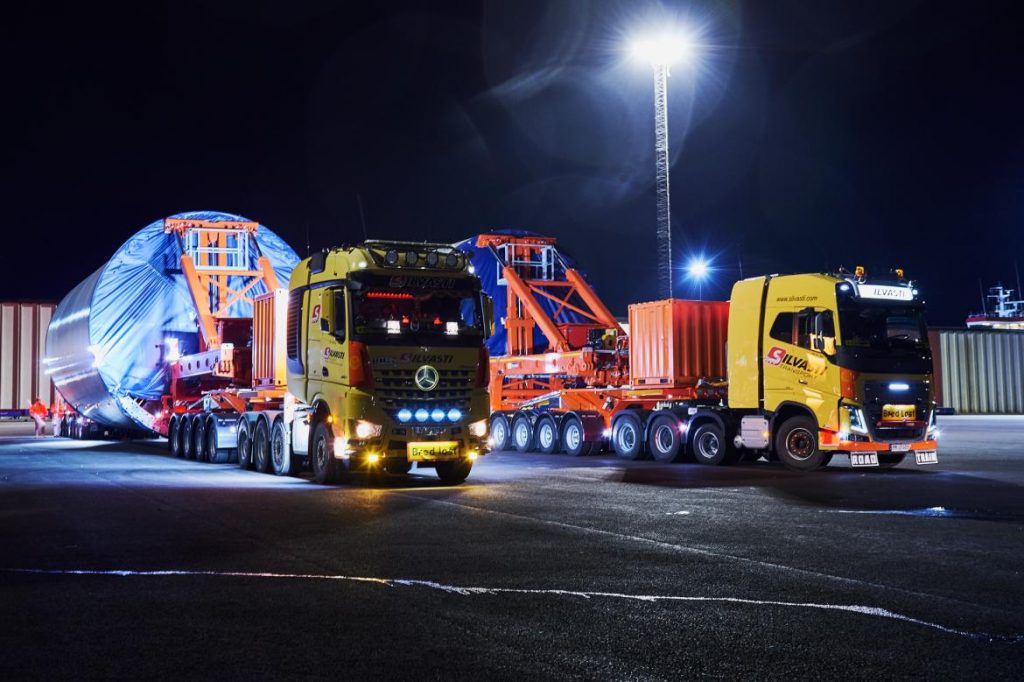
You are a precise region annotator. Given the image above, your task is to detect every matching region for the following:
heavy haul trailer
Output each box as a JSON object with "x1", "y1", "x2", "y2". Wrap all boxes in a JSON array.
[
  {"x1": 484, "y1": 235, "x2": 939, "y2": 470},
  {"x1": 154, "y1": 220, "x2": 492, "y2": 484}
]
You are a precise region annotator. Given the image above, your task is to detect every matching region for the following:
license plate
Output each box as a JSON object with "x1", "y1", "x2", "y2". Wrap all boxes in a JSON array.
[
  {"x1": 890, "y1": 443, "x2": 911, "y2": 452},
  {"x1": 882, "y1": 404, "x2": 916, "y2": 421},
  {"x1": 407, "y1": 441, "x2": 460, "y2": 461},
  {"x1": 915, "y1": 450, "x2": 938, "y2": 465},
  {"x1": 850, "y1": 452, "x2": 879, "y2": 467}
]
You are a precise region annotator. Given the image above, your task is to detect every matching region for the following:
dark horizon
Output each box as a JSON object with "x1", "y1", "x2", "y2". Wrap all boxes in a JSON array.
[{"x1": 3, "y1": 0, "x2": 1022, "y2": 325}]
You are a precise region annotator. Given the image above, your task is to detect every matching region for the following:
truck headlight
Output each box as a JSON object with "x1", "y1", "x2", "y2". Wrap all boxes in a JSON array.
[
  {"x1": 842, "y1": 405, "x2": 869, "y2": 435},
  {"x1": 468, "y1": 419, "x2": 488, "y2": 438},
  {"x1": 355, "y1": 420, "x2": 382, "y2": 439}
]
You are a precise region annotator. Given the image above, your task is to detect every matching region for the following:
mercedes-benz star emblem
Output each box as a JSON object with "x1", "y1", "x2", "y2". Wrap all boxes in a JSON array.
[{"x1": 414, "y1": 365, "x2": 440, "y2": 391}]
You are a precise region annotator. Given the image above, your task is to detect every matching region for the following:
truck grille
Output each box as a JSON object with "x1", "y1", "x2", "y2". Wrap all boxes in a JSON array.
[
  {"x1": 374, "y1": 368, "x2": 473, "y2": 412},
  {"x1": 862, "y1": 380, "x2": 930, "y2": 442}
]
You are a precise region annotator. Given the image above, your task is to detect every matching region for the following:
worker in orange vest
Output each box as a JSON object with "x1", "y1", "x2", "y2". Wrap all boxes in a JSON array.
[{"x1": 29, "y1": 398, "x2": 48, "y2": 437}]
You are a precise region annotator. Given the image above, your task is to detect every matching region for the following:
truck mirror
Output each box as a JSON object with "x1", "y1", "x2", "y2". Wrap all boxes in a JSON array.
[{"x1": 483, "y1": 295, "x2": 495, "y2": 339}]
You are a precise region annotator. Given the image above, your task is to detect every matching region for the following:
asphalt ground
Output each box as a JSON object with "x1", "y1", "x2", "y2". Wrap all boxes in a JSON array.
[{"x1": 1, "y1": 416, "x2": 1022, "y2": 680}]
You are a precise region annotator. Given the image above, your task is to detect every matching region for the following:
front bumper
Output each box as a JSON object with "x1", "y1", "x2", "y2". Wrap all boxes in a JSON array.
[{"x1": 837, "y1": 438, "x2": 937, "y2": 453}]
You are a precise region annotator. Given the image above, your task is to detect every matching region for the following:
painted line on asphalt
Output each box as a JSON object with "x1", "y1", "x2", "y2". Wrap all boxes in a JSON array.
[{"x1": 3, "y1": 567, "x2": 1021, "y2": 643}]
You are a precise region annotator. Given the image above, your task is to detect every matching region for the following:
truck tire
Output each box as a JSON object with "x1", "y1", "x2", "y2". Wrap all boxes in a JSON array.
[
  {"x1": 270, "y1": 419, "x2": 302, "y2": 476},
  {"x1": 169, "y1": 418, "x2": 183, "y2": 457},
  {"x1": 252, "y1": 419, "x2": 271, "y2": 473},
  {"x1": 648, "y1": 414, "x2": 683, "y2": 463},
  {"x1": 206, "y1": 419, "x2": 230, "y2": 464},
  {"x1": 435, "y1": 459, "x2": 472, "y2": 484},
  {"x1": 237, "y1": 420, "x2": 252, "y2": 470},
  {"x1": 310, "y1": 421, "x2": 347, "y2": 484},
  {"x1": 167, "y1": 418, "x2": 177, "y2": 452},
  {"x1": 511, "y1": 414, "x2": 533, "y2": 452},
  {"x1": 561, "y1": 416, "x2": 588, "y2": 456},
  {"x1": 490, "y1": 414, "x2": 511, "y2": 451},
  {"x1": 534, "y1": 415, "x2": 560, "y2": 454},
  {"x1": 612, "y1": 413, "x2": 644, "y2": 460},
  {"x1": 691, "y1": 421, "x2": 736, "y2": 465},
  {"x1": 192, "y1": 417, "x2": 207, "y2": 463},
  {"x1": 774, "y1": 416, "x2": 827, "y2": 471},
  {"x1": 182, "y1": 417, "x2": 196, "y2": 460}
]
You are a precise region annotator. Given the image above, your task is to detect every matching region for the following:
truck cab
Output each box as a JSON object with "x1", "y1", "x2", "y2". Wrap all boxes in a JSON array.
[
  {"x1": 728, "y1": 270, "x2": 938, "y2": 469},
  {"x1": 286, "y1": 241, "x2": 493, "y2": 483}
]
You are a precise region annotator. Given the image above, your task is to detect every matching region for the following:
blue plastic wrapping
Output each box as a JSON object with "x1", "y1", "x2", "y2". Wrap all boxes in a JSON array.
[
  {"x1": 454, "y1": 231, "x2": 590, "y2": 357},
  {"x1": 46, "y1": 211, "x2": 299, "y2": 433}
]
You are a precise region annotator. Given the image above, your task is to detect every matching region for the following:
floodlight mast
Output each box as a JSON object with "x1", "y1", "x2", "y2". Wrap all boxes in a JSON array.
[{"x1": 652, "y1": 61, "x2": 672, "y2": 300}]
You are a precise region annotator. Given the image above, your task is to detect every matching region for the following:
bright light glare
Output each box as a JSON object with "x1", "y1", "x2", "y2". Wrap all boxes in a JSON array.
[
  {"x1": 686, "y1": 257, "x2": 710, "y2": 280},
  {"x1": 366, "y1": 452, "x2": 380, "y2": 464},
  {"x1": 630, "y1": 30, "x2": 698, "y2": 66}
]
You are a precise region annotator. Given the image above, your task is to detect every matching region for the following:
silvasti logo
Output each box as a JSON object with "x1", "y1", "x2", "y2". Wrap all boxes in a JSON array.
[
  {"x1": 322, "y1": 347, "x2": 345, "y2": 361},
  {"x1": 764, "y1": 346, "x2": 825, "y2": 375}
]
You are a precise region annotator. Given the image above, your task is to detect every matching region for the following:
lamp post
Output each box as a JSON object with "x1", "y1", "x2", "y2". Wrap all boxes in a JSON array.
[{"x1": 631, "y1": 32, "x2": 696, "y2": 300}]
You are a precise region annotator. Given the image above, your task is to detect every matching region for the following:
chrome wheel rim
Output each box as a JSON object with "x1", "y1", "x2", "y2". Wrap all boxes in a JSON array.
[
  {"x1": 565, "y1": 423, "x2": 581, "y2": 451},
  {"x1": 786, "y1": 428, "x2": 816, "y2": 461},
  {"x1": 697, "y1": 431, "x2": 720, "y2": 459},
  {"x1": 655, "y1": 424, "x2": 675, "y2": 453},
  {"x1": 538, "y1": 423, "x2": 554, "y2": 449},
  {"x1": 617, "y1": 423, "x2": 637, "y2": 452},
  {"x1": 514, "y1": 422, "x2": 530, "y2": 448}
]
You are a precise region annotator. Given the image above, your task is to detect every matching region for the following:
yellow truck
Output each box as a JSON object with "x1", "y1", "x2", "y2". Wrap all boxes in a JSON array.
[{"x1": 166, "y1": 237, "x2": 493, "y2": 485}]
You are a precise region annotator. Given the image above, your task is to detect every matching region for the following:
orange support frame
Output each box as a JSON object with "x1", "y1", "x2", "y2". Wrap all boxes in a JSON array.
[{"x1": 164, "y1": 218, "x2": 280, "y2": 350}]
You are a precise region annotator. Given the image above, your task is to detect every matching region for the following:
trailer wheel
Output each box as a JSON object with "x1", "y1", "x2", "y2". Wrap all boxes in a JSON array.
[
  {"x1": 691, "y1": 422, "x2": 731, "y2": 465},
  {"x1": 252, "y1": 419, "x2": 271, "y2": 473},
  {"x1": 648, "y1": 414, "x2": 683, "y2": 463},
  {"x1": 310, "y1": 421, "x2": 347, "y2": 484},
  {"x1": 182, "y1": 417, "x2": 196, "y2": 460},
  {"x1": 206, "y1": 419, "x2": 230, "y2": 464},
  {"x1": 269, "y1": 419, "x2": 302, "y2": 476},
  {"x1": 535, "y1": 416, "x2": 560, "y2": 454},
  {"x1": 490, "y1": 414, "x2": 511, "y2": 451},
  {"x1": 236, "y1": 420, "x2": 252, "y2": 470},
  {"x1": 774, "y1": 416, "x2": 827, "y2": 471},
  {"x1": 192, "y1": 417, "x2": 208, "y2": 463},
  {"x1": 435, "y1": 459, "x2": 472, "y2": 484},
  {"x1": 511, "y1": 414, "x2": 533, "y2": 452},
  {"x1": 612, "y1": 413, "x2": 644, "y2": 460},
  {"x1": 169, "y1": 418, "x2": 182, "y2": 457},
  {"x1": 561, "y1": 417, "x2": 588, "y2": 457}
]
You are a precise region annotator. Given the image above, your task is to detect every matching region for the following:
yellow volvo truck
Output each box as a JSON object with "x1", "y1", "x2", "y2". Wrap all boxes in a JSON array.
[
  {"x1": 284, "y1": 241, "x2": 494, "y2": 484},
  {"x1": 723, "y1": 270, "x2": 938, "y2": 469}
]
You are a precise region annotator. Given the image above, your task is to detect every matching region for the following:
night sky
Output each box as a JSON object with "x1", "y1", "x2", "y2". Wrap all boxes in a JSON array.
[{"x1": 3, "y1": 0, "x2": 1022, "y2": 325}]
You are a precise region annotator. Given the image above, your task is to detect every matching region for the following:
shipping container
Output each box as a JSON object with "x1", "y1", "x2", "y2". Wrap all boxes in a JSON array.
[
  {"x1": 930, "y1": 328, "x2": 1024, "y2": 414},
  {"x1": 0, "y1": 302, "x2": 57, "y2": 415},
  {"x1": 628, "y1": 299, "x2": 730, "y2": 386}
]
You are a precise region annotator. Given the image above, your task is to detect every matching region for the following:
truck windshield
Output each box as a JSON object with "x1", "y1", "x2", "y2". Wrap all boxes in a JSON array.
[
  {"x1": 349, "y1": 288, "x2": 484, "y2": 346},
  {"x1": 839, "y1": 304, "x2": 927, "y2": 350}
]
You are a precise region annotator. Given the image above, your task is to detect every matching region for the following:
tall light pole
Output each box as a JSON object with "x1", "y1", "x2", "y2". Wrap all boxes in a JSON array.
[{"x1": 631, "y1": 32, "x2": 696, "y2": 300}]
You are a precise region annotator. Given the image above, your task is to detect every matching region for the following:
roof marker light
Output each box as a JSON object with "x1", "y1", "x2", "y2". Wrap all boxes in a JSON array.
[{"x1": 889, "y1": 382, "x2": 910, "y2": 391}]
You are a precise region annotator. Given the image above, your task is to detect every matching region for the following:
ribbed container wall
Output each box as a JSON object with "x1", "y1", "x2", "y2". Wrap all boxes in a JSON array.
[
  {"x1": 938, "y1": 330, "x2": 1024, "y2": 414},
  {"x1": 0, "y1": 303, "x2": 56, "y2": 411},
  {"x1": 628, "y1": 299, "x2": 730, "y2": 387}
]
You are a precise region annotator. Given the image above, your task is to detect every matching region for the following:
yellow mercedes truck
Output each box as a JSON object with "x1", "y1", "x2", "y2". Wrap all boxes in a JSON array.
[{"x1": 283, "y1": 240, "x2": 493, "y2": 483}]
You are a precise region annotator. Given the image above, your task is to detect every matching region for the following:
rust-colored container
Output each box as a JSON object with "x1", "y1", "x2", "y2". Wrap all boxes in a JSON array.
[
  {"x1": 252, "y1": 289, "x2": 288, "y2": 389},
  {"x1": 628, "y1": 299, "x2": 730, "y2": 387},
  {"x1": 0, "y1": 302, "x2": 57, "y2": 412}
]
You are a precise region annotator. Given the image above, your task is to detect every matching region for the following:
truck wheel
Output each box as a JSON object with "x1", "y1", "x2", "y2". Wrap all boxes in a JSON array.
[
  {"x1": 612, "y1": 413, "x2": 644, "y2": 460},
  {"x1": 182, "y1": 417, "x2": 195, "y2": 460},
  {"x1": 774, "y1": 416, "x2": 827, "y2": 471},
  {"x1": 648, "y1": 414, "x2": 683, "y2": 463},
  {"x1": 435, "y1": 460, "x2": 472, "y2": 484},
  {"x1": 535, "y1": 416, "x2": 560, "y2": 454},
  {"x1": 310, "y1": 421, "x2": 347, "y2": 484},
  {"x1": 691, "y1": 422, "x2": 734, "y2": 465},
  {"x1": 489, "y1": 414, "x2": 510, "y2": 451},
  {"x1": 511, "y1": 414, "x2": 533, "y2": 452},
  {"x1": 169, "y1": 418, "x2": 182, "y2": 457},
  {"x1": 206, "y1": 420, "x2": 230, "y2": 464},
  {"x1": 252, "y1": 420, "x2": 271, "y2": 473},
  {"x1": 561, "y1": 416, "x2": 588, "y2": 456},
  {"x1": 270, "y1": 419, "x2": 302, "y2": 476},
  {"x1": 237, "y1": 420, "x2": 252, "y2": 469},
  {"x1": 193, "y1": 417, "x2": 208, "y2": 463}
]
